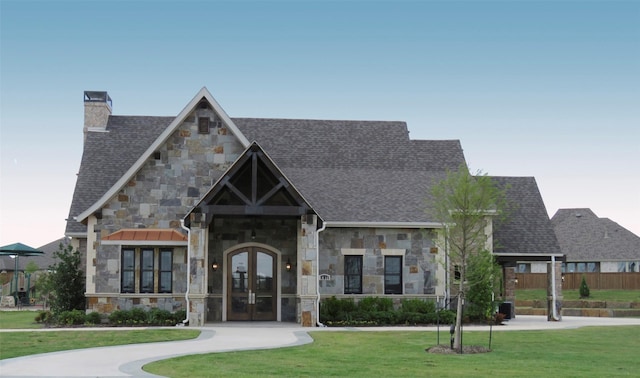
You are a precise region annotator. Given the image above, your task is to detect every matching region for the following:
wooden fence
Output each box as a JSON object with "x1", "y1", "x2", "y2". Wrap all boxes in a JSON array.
[{"x1": 516, "y1": 272, "x2": 640, "y2": 290}]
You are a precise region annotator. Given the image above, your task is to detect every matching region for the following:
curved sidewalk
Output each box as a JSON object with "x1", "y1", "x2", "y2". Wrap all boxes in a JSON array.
[{"x1": 1, "y1": 316, "x2": 639, "y2": 378}]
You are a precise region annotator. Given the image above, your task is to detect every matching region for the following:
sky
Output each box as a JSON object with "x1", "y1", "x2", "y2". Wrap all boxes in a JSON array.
[{"x1": 1, "y1": 0, "x2": 638, "y2": 248}]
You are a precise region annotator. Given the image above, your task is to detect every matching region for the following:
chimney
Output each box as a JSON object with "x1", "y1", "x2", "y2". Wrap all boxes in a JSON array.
[{"x1": 84, "y1": 91, "x2": 112, "y2": 136}]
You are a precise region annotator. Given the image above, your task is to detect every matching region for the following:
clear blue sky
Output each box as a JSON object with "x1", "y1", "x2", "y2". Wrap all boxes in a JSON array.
[{"x1": 1, "y1": 0, "x2": 639, "y2": 247}]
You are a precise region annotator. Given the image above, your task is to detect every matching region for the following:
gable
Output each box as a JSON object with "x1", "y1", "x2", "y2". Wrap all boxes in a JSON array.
[
  {"x1": 186, "y1": 142, "x2": 313, "y2": 226},
  {"x1": 68, "y1": 88, "x2": 250, "y2": 230}
]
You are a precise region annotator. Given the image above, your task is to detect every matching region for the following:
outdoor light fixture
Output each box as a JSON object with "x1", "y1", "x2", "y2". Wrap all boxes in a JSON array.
[
  {"x1": 251, "y1": 229, "x2": 256, "y2": 240},
  {"x1": 515, "y1": 277, "x2": 518, "y2": 285},
  {"x1": 212, "y1": 259, "x2": 219, "y2": 271},
  {"x1": 286, "y1": 258, "x2": 292, "y2": 272}
]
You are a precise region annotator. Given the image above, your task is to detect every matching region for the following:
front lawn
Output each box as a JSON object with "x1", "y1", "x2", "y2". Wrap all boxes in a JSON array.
[
  {"x1": 516, "y1": 289, "x2": 640, "y2": 302},
  {"x1": 144, "y1": 326, "x2": 640, "y2": 377},
  {"x1": 0, "y1": 311, "x2": 43, "y2": 329}
]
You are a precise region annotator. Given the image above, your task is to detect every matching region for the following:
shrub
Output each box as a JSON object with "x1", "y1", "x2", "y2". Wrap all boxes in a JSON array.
[
  {"x1": 320, "y1": 296, "x2": 357, "y2": 321},
  {"x1": 172, "y1": 309, "x2": 186, "y2": 324},
  {"x1": 57, "y1": 309, "x2": 86, "y2": 325},
  {"x1": 130, "y1": 307, "x2": 148, "y2": 324},
  {"x1": 108, "y1": 310, "x2": 130, "y2": 325},
  {"x1": 86, "y1": 311, "x2": 102, "y2": 325},
  {"x1": 579, "y1": 275, "x2": 590, "y2": 298},
  {"x1": 401, "y1": 299, "x2": 436, "y2": 314},
  {"x1": 148, "y1": 308, "x2": 174, "y2": 325},
  {"x1": 358, "y1": 297, "x2": 393, "y2": 312},
  {"x1": 34, "y1": 310, "x2": 53, "y2": 324}
]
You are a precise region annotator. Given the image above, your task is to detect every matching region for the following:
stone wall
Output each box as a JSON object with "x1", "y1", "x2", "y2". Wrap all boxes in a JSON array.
[{"x1": 318, "y1": 227, "x2": 440, "y2": 297}]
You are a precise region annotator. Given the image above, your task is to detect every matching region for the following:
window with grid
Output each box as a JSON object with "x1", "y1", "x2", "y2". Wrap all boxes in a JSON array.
[
  {"x1": 384, "y1": 256, "x2": 403, "y2": 294},
  {"x1": 121, "y1": 249, "x2": 135, "y2": 293},
  {"x1": 159, "y1": 249, "x2": 173, "y2": 293},
  {"x1": 140, "y1": 249, "x2": 155, "y2": 293},
  {"x1": 344, "y1": 255, "x2": 363, "y2": 294}
]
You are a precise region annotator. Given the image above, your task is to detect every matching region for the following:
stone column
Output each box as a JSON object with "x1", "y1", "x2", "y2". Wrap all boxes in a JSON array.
[
  {"x1": 503, "y1": 263, "x2": 516, "y2": 319},
  {"x1": 187, "y1": 213, "x2": 207, "y2": 326},
  {"x1": 547, "y1": 260, "x2": 563, "y2": 321},
  {"x1": 299, "y1": 214, "x2": 318, "y2": 327}
]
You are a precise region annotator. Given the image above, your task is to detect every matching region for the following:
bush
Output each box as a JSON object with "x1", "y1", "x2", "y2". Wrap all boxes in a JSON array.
[
  {"x1": 57, "y1": 309, "x2": 86, "y2": 325},
  {"x1": 148, "y1": 308, "x2": 175, "y2": 325},
  {"x1": 34, "y1": 310, "x2": 53, "y2": 324},
  {"x1": 358, "y1": 297, "x2": 394, "y2": 312},
  {"x1": 579, "y1": 275, "x2": 590, "y2": 298},
  {"x1": 86, "y1": 311, "x2": 102, "y2": 325},
  {"x1": 172, "y1": 309, "x2": 186, "y2": 324},
  {"x1": 320, "y1": 296, "x2": 454, "y2": 326},
  {"x1": 401, "y1": 299, "x2": 436, "y2": 314}
]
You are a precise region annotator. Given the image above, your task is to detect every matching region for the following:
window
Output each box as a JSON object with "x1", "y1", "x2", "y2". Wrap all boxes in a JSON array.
[
  {"x1": 121, "y1": 249, "x2": 135, "y2": 293},
  {"x1": 140, "y1": 249, "x2": 154, "y2": 293},
  {"x1": 587, "y1": 262, "x2": 599, "y2": 272},
  {"x1": 198, "y1": 117, "x2": 210, "y2": 134},
  {"x1": 518, "y1": 263, "x2": 530, "y2": 273},
  {"x1": 384, "y1": 256, "x2": 403, "y2": 294},
  {"x1": 120, "y1": 247, "x2": 174, "y2": 294},
  {"x1": 159, "y1": 249, "x2": 173, "y2": 293},
  {"x1": 454, "y1": 265, "x2": 461, "y2": 281},
  {"x1": 576, "y1": 262, "x2": 586, "y2": 273},
  {"x1": 344, "y1": 255, "x2": 363, "y2": 294}
]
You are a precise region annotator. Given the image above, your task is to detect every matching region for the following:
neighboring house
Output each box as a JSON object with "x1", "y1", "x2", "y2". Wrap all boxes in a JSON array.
[
  {"x1": 551, "y1": 208, "x2": 640, "y2": 274},
  {"x1": 65, "y1": 88, "x2": 561, "y2": 326}
]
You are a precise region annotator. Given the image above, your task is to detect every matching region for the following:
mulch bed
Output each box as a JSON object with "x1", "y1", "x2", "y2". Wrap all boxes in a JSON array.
[{"x1": 426, "y1": 344, "x2": 492, "y2": 354}]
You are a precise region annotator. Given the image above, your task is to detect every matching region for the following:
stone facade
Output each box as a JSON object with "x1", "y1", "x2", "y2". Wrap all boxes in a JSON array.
[
  {"x1": 86, "y1": 105, "x2": 244, "y2": 316},
  {"x1": 318, "y1": 227, "x2": 443, "y2": 299}
]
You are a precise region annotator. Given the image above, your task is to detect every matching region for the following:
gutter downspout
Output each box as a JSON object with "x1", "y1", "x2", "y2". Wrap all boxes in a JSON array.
[
  {"x1": 316, "y1": 219, "x2": 327, "y2": 327},
  {"x1": 550, "y1": 255, "x2": 560, "y2": 321},
  {"x1": 180, "y1": 219, "x2": 191, "y2": 326}
]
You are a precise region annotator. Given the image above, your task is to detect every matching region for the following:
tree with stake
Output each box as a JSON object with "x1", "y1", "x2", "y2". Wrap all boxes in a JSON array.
[{"x1": 431, "y1": 165, "x2": 506, "y2": 351}]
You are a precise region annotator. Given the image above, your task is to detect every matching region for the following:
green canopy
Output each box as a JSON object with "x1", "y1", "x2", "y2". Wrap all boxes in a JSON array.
[{"x1": 0, "y1": 242, "x2": 44, "y2": 256}]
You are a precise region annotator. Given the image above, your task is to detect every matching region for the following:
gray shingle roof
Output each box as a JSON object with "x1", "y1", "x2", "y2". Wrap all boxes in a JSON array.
[
  {"x1": 551, "y1": 208, "x2": 640, "y2": 261},
  {"x1": 65, "y1": 116, "x2": 173, "y2": 234},
  {"x1": 66, "y1": 115, "x2": 466, "y2": 232},
  {"x1": 492, "y1": 177, "x2": 562, "y2": 256}
]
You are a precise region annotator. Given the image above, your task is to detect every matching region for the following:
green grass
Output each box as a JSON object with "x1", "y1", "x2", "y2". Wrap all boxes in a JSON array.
[
  {"x1": 144, "y1": 326, "x2": 640, "y2": 377},
  {"x1": 516, "y1": 289, "x2": 640, "y2": 302},
  {"x1": 0, "y1": 311, "x2": 44, "y2": 329},
  {"x1": 0, "y1": 329, "x2": 200, "y2": 360}
]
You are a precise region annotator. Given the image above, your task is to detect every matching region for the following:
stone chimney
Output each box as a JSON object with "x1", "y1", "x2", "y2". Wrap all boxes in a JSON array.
[{"x1": 84, "y1": 91, "x2": 112, "y2": 136}]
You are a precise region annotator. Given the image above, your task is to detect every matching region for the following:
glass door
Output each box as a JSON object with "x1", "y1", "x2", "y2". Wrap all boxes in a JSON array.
[{"x1": 227, "y1": 248, "x2": 277, "y2": 321}]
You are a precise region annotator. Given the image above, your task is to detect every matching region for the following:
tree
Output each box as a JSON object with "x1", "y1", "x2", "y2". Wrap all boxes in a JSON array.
[
  {"x1": 579, "y1": 275, "x2": 590, "y2": 298},
  {"x1": 431, "y1": 165, "x2": 506, "y2": 351},
  {"x1": 465, "y1": 249, "x2": 501, "y2": 322},
  {"x1": 47, "y1": 243, "x2": 85, "y2": 314}
]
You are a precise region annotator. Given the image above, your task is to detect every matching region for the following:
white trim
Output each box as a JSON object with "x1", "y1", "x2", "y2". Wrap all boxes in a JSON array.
[
  {"x1": 77, "y1": 87, "x2": 250, "y2": 223},
  {"x1": 101, "y1": 240, "x2": 188, "y2": 246},
  {"x1": 381, "y1": 248, "x2": 406, "y2": 256},
  {"x1": 65, "y1": 232, "x2": 87, "y2": 238},
  {"x1": 340, "y1": 248, "x2": 366, "y2": 256},
  {"x1": 325, "y1": 221, "x2": 443, "y2": 229},
  {"x1": 493, "y1": 252, "x2": 565, "y2": 258}
]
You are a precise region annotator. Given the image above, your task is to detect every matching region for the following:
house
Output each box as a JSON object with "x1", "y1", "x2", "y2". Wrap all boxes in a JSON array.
[
  {"x1": 65, "y1": 88, "x2": 561, "y2": 326},
  {"x1": 551, "y1": 209, "x2": 640, "y2": 274}
]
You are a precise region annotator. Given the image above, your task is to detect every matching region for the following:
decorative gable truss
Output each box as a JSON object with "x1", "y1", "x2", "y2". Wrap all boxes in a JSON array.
[{"x1": 186, "y1": 142, "x2": 314, "y2": 226}]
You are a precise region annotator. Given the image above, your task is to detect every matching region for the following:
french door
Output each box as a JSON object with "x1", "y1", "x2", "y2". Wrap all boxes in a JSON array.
[{"x1": 227, "y1": 247, "x2": 277, "y2": 321}]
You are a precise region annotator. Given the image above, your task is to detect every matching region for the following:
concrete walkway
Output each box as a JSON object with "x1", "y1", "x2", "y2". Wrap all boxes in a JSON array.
[{"x1": 1, "y1": 316, "x2": 639, "y2": 378}]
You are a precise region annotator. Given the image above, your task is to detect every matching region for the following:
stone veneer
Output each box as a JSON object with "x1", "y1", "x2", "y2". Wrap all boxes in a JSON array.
[
  {"x1": 318, "y1": 228, "x2": 442, "y2": 298},
  {"x1": 87, "y1": 105, "x2": 244, "y2": 316}
]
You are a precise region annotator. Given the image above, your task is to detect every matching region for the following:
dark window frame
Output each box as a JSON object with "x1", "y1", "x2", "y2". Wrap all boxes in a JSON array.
[
  {"x1": 198, "y1": 117, "x2": 210, "y2": 134},
  {"x1": 384, "y1": 256, "x2": 403, "y2": 294},
  {"x1": 121, "y1": 248, "x2": 135, "y2": 293},
  {"x1": 159, "y1": 249, "x2": 173, "y2": 293},
  {"x1": 140, "y1": 248, "x2": 155, "y2": 293},
  {"x1": 344, "y1": 255, "x2": 363, "y2": 294}
]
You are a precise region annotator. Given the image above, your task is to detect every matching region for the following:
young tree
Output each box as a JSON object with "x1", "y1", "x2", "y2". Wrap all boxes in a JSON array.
[
  {"x1": 47, "y1": 243, "x2": 85, "y2": 314},
  {"x1": 431, "y1": 165, "x2": 506, "y2": 351},
  {"x1": 465, "y1": 249, "x2": 501, "y2": 322}
]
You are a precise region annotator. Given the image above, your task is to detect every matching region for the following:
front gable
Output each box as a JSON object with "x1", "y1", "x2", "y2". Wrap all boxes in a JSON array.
[
  {"x1": 186, "y1": 142, "x2": 314, "y2": 227},
  {"x1": 76, "y1": 87, "x2": 249, "y2": 224}
]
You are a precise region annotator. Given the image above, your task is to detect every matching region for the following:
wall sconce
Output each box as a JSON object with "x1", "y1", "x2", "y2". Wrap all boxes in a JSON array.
[
  {"x1": 561, "y1": 274, "x2": 565, "y2": 283},
  {"x1": 286, "y1": 258, "x2": 292, "y2": 272},
  {"x1": 514, "y1": 277, "x2": 518, "y2": 285},
  {"x1": 251, "y1": 229, "x2": 256, "y2": 240},
  {"x1": 212, "y1": 259, "x2": 219, "y2": 272}
]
